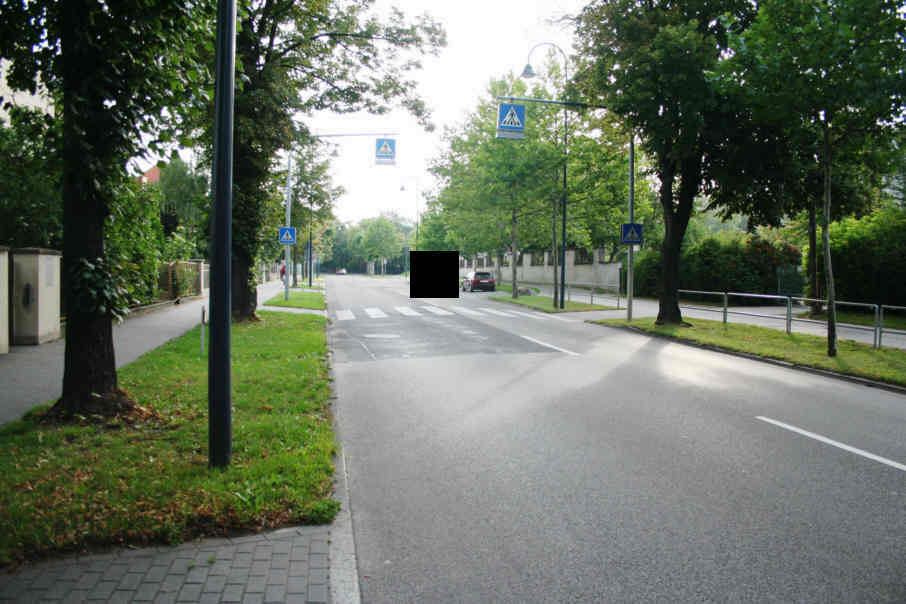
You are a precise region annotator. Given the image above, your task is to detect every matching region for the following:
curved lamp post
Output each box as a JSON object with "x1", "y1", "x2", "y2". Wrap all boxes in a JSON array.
[{"x1": 522, "y1": 42, "x2": 568, "y2": 309}]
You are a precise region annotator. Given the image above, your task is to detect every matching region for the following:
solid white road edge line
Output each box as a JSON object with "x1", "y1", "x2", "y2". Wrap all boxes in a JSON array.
[
  {"x1": 521, "y1": 335, "x2": 580, "y2": 356},
  {"x1": 756, "y1": 416, "x2": 906, "y2": 472}
]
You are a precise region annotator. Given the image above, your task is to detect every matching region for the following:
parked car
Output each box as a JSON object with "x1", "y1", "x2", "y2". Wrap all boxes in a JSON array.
[
  {"x1": 461, "y1": 271, "x2": 495, "y2": 292},
  {"x1": 336, "y1": 268, "x2": 347, "y2": 274}
]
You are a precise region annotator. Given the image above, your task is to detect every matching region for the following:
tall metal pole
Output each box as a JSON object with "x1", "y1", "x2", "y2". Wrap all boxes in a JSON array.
[
  {"x1": 308, "y1": 202, "x2": 313, "y2": 288},
  {"x1": 208, "y1": 0, "x2": 236, "y2": 469},
  {"x1": 284, "y1": 154, "x2": 292, "y2": 300},
  {"x1": 560, "y1": 90, "x2": 567, "y2": 310},
  {"x1": 522, "y1": 42, "x2": 569, "y2": 310},
  {"x1": 627, "y1": 134, "x2": 635, "y2": 322}
]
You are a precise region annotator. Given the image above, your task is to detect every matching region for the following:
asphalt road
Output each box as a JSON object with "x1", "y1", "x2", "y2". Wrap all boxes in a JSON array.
[{"x1": 328, "y1": 274, "x2": 906, "y2": 603}]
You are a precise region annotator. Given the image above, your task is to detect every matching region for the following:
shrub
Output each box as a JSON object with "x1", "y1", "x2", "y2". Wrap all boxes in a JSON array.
[
  {"x1": 633, "y1": 235, "x2": 802, "y2": 299},
  {"x1": 811, "y1": 204, "x2": 906, "y2": 306}
]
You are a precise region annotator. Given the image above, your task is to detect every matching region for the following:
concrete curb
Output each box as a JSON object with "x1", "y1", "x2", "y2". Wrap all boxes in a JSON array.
[{"x1": 592, "y1": 321, "x2": 906, "y2": 397}]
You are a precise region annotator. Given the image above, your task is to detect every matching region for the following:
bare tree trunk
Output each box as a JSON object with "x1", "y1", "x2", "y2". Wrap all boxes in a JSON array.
[
  {"x1": 822, "y1": 122, "x2": 837, "y2": 356},
  {"x1": 808, "y1": 200, "x2": 821, "y2": 313}
]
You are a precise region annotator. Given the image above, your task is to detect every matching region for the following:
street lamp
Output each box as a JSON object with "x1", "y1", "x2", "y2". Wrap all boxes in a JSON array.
[{"x1": 522, "y1": 42, "x2": 568, "y2": 309}]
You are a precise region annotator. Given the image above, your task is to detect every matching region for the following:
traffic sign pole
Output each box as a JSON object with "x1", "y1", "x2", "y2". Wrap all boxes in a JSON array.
[
  {"x1": 628, "y1": 135, "x2": 634, "y2": 322},
  {"x1": 284, "y1": 155, "x2": 292, "y2": 301}
]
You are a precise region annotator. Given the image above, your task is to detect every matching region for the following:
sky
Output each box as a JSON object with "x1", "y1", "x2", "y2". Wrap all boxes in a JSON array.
[{"x1": 305, "y1": 0, "x2": 588, "y2": 226}]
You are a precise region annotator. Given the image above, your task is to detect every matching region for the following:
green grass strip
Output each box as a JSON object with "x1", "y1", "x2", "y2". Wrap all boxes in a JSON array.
[
  {"x1": 0, "y1": 312, "x2": 337, "y2": 566},
  {"x1": 264, "y1": 290, "x2": 326, "y2": 310},
  {"x1": 490, "y1": 294, "x2": 617, "y2": 313},
  {"x1": 594, "y1": 317, "x2": 906, "y2": 387}
]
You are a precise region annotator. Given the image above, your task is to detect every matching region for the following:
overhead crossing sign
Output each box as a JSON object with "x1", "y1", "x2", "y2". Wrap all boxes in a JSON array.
[
  {"x1": 496, "y1": 103, "x2": 525, "y2": 139},
  {"x1": 279, "y1": 227, "x2": 296, "y2": 245},
  {"x1": 621, "y1": 223, "x2": 643, "y2": 245},
  {"x1": 375, "y1": 138, "x2": 396, "y2": 165}
]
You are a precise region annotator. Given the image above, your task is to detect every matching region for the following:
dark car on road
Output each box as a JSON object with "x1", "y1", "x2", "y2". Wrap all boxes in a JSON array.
[{"x1": 461, "y1": 271, "x2": 496, "y2": 292}]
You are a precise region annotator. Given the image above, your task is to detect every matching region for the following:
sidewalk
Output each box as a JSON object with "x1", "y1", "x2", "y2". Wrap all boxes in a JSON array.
[{"x1": 0, "y1": 279, "x2": 351, "y2": 604}]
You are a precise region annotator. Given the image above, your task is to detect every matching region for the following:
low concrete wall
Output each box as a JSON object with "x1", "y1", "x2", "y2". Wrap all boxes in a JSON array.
[{"x1": 459, "y1": 250, "x2": 621, "y2": 291}]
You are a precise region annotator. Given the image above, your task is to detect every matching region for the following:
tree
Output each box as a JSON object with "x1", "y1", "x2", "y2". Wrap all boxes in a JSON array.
[
  {"x1": 360, "y1": 217, "x2": 400, "y2": 272},
  {"x1": 432, "y1": 77, "x2": 561, "y2": 299},
  {"x1": 722, "y1": 0, "x2": 906, "y2": 355},
  {"x1": 575, "y1": 0, "x2": 761, "y2": 324},
  {"x1": 0, "y1": 0, "x2": 212, "y2": 415},
  {"x1": 210, "y1": 1, "x2": 445, "y2": 319}
]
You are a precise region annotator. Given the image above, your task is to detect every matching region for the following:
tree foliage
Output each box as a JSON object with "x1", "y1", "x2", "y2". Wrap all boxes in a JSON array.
[{"x1": 206, "y1": 0, "x2": 445, "y2": 318}]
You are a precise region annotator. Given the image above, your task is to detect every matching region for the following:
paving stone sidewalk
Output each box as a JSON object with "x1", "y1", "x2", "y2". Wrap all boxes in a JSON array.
[{"x1": 0, "y1": 526, "x2": 330, "y2": 604}]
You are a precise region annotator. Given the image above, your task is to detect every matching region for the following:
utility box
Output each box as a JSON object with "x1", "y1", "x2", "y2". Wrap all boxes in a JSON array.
[
  {"x1": 11, "y1": 248, "x2": 61, "y2": 345},
  {"x1": 0, "y1": 247, "x2": 8, "y2": 354}
]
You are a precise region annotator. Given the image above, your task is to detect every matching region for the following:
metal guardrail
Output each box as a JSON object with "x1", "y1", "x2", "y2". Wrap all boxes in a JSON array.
[{"x1": 678, "y1": 289, "x2": 903, "y2": 349}]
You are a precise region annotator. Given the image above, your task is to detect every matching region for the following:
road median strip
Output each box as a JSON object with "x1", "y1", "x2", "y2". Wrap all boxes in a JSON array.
[{"x1": 593, "y1": 317, "x2": 906, "y2": 391}]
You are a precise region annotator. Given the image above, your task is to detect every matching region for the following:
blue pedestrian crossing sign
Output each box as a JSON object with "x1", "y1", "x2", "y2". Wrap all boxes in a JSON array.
[
  {"x1": 496, "y1": 103, "x2": 525, "y2": 139},
  {"x1": 375, "y1": 138, "x2": 396, "y2": 165},
  {"x1": 279, "y1": 227, "x2": 296, "y2": 245},
  {"x1": 621, "y1": 223, "x2": 643, "y2": 245}
]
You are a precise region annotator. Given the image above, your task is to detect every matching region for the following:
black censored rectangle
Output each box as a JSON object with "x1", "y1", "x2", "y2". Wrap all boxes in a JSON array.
[{"x1": 410, "y1": 251, "x2": 460, "y2": 299}]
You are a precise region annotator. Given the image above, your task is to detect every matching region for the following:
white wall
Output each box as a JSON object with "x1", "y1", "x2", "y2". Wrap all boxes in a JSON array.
[{"x1": 459, "y1": 250, "x2": 621, "y2": 290}]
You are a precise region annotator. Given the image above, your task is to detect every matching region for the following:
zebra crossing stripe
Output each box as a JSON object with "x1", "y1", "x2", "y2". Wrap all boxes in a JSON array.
[
  {"x1": 480, "y1": 307, "x2": 516, "y2": 317},
  {"x1": 364, "y1": 307, "x2": 388, "y2": 318},
  {"x1": 336, "y1": 310, "x2": 355, "y2": 321},
  {"x1": 450, "y1": 307, "x2": 485, "y2": 316},
  {"x1": 422, "y1": 306, "x2": 454, "y2": 316},
  {"x1": 506, "y1": 310, "x2": 545, "y2": 320},
  {"x1": 395, "y1": 306, "x2": 422, "y2": 316}
]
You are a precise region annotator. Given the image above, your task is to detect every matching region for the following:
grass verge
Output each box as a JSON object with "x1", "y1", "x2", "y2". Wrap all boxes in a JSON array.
[
  {"x1": 491, "y1": 294, "x2": 617, "y2": 313},
  {"x1": 0, "y1": 312, "x2": 337, "y2": 566},
  {"x1": 264, "y1": 290, "x2": 326, "y2": 310},
  {"x1": 594, "y1": 317, "x2": 906, "y2": 388}
]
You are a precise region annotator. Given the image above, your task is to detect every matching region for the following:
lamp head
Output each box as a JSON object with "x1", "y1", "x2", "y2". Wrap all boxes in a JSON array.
[{"x1": 521, "y1": 63, "x2": 537, "y2": 79}]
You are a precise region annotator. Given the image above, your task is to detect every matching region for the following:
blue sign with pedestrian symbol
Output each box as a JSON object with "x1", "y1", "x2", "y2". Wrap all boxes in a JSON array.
[
  {"x1": 621, "y1": 223, "x2": 643, "y2": 245},
  {"x1": 375, "y1": 138, "x2": 396, "y2": 165},
  {"x1": 496, "y1": 103, "x2": 525, "y2": 139},
  {"x1": 279, "y1": 227, "x2": 296, "y2": 245}
]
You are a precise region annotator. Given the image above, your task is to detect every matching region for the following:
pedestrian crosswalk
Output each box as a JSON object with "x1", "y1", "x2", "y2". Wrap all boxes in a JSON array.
[{"x1": 330, "y1": 304, "x2": 575, "y2": 322}]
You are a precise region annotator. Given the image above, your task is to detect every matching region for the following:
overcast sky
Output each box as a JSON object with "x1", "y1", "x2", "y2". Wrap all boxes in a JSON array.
[{"x1": 305, "y1": 0, "x2": 587, "y2": 226}]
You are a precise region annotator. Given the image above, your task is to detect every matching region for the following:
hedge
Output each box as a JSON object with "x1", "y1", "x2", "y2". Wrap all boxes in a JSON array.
[{"x1": 632, "y1": 235, "x2": 802, "y2": 301}]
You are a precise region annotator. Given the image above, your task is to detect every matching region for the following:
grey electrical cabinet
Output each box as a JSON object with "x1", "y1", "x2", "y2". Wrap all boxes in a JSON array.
[{"x1": 11, "y1": 248, "x2": 61, "y2": 345}]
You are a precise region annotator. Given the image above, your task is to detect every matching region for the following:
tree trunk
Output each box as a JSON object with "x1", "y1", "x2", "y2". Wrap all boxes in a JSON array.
[
  {"x1": 57, "y1": 1, "x2": 125, "y2": 416},
  {"x1": 822, "y1": 122, "x2": 837, "y2": 357},
  {"x1": 656, "y1": 155, "x2": 695, "y2": 325},
  {"x1": 808, "y1": 200, "x2": 821, "y2": 313},
  {"x1": 511, "y1": 208, "x2": 519, "y2": 299},
  {"x1": 231, "y1": 255, "x2": 256, "y2": 320},
  {"x1": 552, "y1": 198, "x2": 559, "y2": 308}
]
